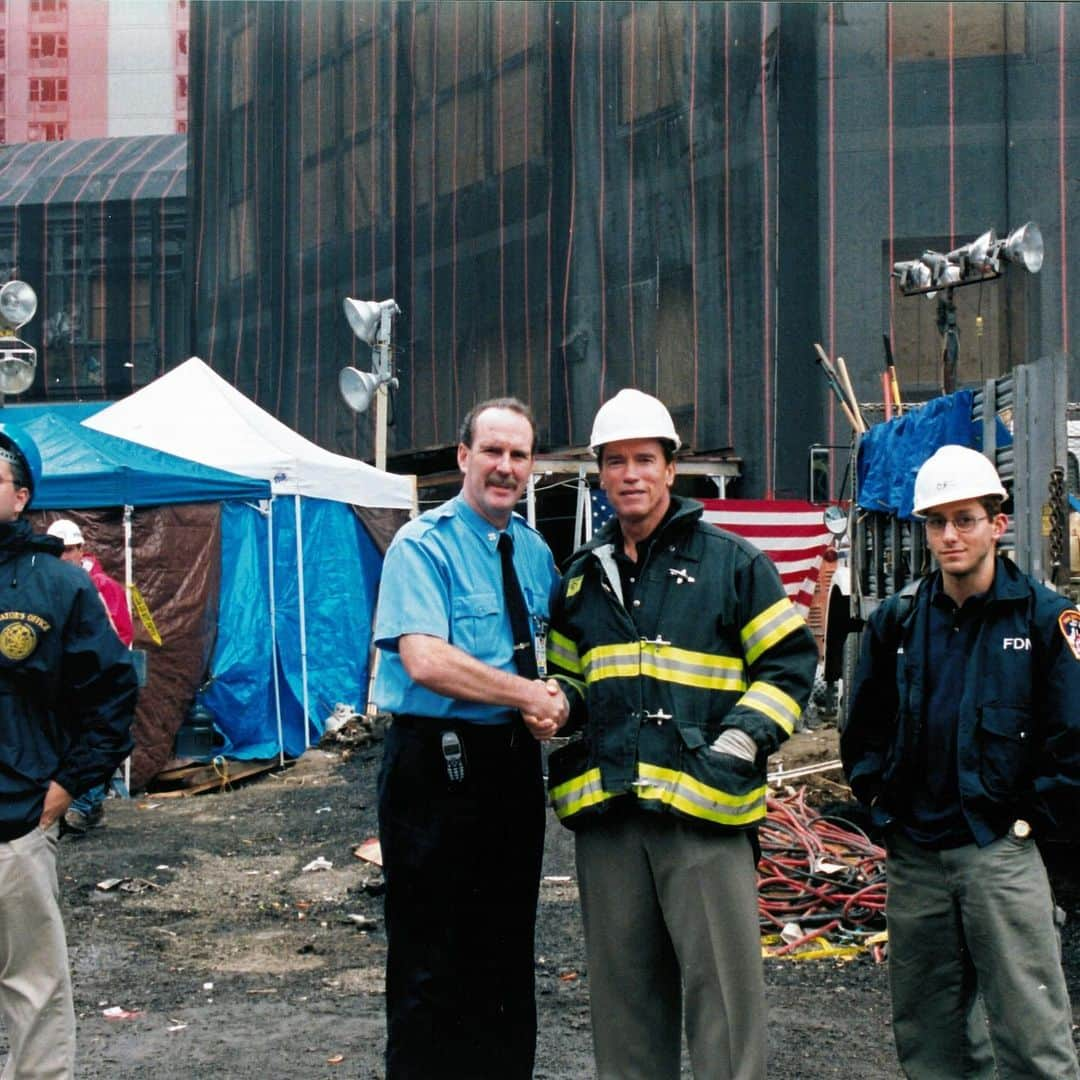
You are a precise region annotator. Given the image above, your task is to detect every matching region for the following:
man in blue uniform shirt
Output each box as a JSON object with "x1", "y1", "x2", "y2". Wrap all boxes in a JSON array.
[
  {"x1": 842, "y1": 445, "x2": 1080, "y2": 1078},
  {"x1": 373, "y1": 397, "x2": 566, "y2": 1079},
  {"x1": 0, "y1": 424, "x2": 137, "y2": 1078}
]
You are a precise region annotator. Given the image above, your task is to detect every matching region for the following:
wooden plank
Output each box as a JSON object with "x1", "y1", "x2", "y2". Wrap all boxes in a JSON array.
[{"x1": 148, "y1": 760, "x2": 279, "y2": 798}]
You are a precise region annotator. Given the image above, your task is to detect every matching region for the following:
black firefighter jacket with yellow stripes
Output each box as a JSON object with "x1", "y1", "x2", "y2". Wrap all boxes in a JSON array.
[{"x1": 546, "y1": 496, "x2": 818, "y2": 831}]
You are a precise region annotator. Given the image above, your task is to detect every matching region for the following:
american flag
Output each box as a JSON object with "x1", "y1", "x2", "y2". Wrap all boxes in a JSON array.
[
  {"x1": 590, "y1": 488, "x2": 616, "y2": 532},
  {"x1": 590, "y1": 492, "x2": 832, "y2": 617},
  {"x1": 700, "y1": 499, "x2": 832, "y2": 617}
]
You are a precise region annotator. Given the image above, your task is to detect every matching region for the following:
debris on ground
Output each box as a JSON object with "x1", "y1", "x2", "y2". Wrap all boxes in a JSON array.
[
  {"x1": 352, "y1": 837, "x2": 382, "y2": 866},
  {"x1": 302, "y1": 856, "x2": 333, "y2": 872},
  {"x1": 102, "y1": 1006, "x2": 144, "y2": 1021},
  {"x1": 146, "y1": 758, "x2": 282, "y2": 797},
  {"x1": 758, "y1": 787, "x2": 887, "y2": 960},
  {"x1": 319, "y1": 706, "x2": 385, "y2": 750},
  {"x1": 345, "y1": 914, "x2": 378, "y2": 931},
  {"x1": 96, "y1": 876, "x2": 161, "y2": 893}
]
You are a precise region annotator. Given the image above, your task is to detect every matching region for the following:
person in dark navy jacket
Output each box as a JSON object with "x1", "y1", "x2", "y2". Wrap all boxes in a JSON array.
[
  {"x1": 0, "y1": 424, "x2": 138, "y2": 1079},
  {"x1": 842, "y1": 445, "x2": 1080, "y2": 1079}
]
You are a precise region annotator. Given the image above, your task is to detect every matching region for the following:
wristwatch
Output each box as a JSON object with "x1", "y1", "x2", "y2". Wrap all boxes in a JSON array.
[{"x1": 1010, "y1": 819, "x2": 1032, "y2": 839}]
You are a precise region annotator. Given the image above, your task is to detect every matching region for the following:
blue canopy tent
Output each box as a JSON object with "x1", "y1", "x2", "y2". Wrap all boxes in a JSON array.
[
  {"x1": 22, "y1": 413, "x2": 273, "y2": 786},
  {"x1": 26, "y1": 412, "x2": 270, "y2": 509},
  {"x1": 85, "y1": 359, "x2": 416, "y2": 767}
]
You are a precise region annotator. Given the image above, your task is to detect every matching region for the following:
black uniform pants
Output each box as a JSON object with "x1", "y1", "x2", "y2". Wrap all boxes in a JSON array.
[{"x1": 378, "y1": 715, "x2": 545, "y2": 1080}]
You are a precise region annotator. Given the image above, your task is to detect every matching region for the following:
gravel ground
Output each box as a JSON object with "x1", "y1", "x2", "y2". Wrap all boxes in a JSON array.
[{"x1": 2, "y1": 731, "x2": 1075, "y2": 1079}]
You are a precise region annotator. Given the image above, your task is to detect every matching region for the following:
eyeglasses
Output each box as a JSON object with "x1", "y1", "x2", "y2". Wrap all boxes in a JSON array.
[{"x1": 924, "y1": 514, "x2": 988, "y2": 534}]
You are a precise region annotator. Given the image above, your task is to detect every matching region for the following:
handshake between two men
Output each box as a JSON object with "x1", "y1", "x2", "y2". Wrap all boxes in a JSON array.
[{"x1": 521, "y1": 678, "x2": 568, "y2": 741}]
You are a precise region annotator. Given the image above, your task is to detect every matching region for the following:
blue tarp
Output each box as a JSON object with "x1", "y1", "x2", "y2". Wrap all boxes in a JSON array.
[
  {"x1": 856, "y1": 391, "x2": 1013, "y2": 519},
  {"x1": 18, "y1": 410, "x2": 387, "y2": 766},
  {"x1": 25, "y1": 413, "x2": 270, "y2": 508},
  {"x1": 200, "y1": 497, "x2": 383, "y2": 759}
]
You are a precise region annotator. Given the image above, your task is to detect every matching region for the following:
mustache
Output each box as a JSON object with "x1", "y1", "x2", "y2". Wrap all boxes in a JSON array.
[{"x1": 487, "y1": 477, "x2": 521, "y2": 491}]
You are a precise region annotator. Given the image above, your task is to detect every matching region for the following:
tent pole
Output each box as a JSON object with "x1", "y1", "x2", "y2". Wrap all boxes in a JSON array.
[
  {"x1": 121, "y1": 505, "x2": 134, "y2": 796},
  {"x1": 526, "y1": 473, "x2": 536, "y2": 528},
  {"x1": 294, "y1": 494, "x2": 312, "y2": 750},
  {"x1": 267, "y1": 498, "x2": 285, "y2": 767}
]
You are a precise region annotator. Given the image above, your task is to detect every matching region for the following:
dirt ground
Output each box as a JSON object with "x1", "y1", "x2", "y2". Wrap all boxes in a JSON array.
[{"x1": 10, "y1": 726, "x2": 1079, "y2": 1079}]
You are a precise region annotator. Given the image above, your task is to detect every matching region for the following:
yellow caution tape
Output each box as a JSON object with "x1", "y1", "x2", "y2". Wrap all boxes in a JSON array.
[
  {"x1": 128, "y1": 585, "x2": 162, "y2": 646},
  {"x1": 212, "y1": 756, "x2": 230, "y2": 790}
]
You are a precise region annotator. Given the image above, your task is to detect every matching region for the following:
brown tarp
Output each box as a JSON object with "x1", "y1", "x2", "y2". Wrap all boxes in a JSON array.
[
  {"x1": 353, "y1": 505, "x2": 410, "y2": 556},
  {"x1": 31, "y1": 504, "x2": 220, "y2": 791}
]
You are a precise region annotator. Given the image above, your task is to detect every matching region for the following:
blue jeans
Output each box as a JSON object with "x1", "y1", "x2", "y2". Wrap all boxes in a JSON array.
[{"x1": 69, "y1": 783, "x2": 106, "y2": 816}]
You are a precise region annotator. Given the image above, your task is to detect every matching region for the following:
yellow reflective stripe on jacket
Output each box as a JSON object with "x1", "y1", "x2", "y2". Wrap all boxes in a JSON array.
[
  {"x1": 636, "y1": 763, "x2": 767, "y2": 825},
  {"x1": 581, "y1": 643, "x2": 642, "y2": 680},
  {"x1": 739, "y1": 680, "x2": 801, "y2": 736},
  {"x1": 581, "y1": 641, "x2": 747, "y2": 692},
  {"x1": 549, "y1": 766, "x2": 615, "y2": 819},
  {"x1": 547, "y1": 628, "x2": 583, "y2": 675},
  {"x1": 640, "y1": 643, "x2": 745, "y2": 691},
  {"x1": 741, "y1": 596, "x2": 806, "y2": 666},
  {"x1": 551, "y1": 761, "x2": 766, "y2": 826}
]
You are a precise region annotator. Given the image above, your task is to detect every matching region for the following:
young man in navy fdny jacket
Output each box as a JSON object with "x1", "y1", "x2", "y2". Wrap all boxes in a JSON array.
[
  {"x1": 0, "y1": 424, "x2": 138, "y2": 1078},
  {"x1": 842, "y1": 444, "x2": 1080, "y2": 1079}
]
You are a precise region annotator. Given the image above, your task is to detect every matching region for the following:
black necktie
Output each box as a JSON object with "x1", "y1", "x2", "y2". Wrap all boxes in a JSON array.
[{"x1": 498, "y1": 532, "x2": 539, "y2": 680}]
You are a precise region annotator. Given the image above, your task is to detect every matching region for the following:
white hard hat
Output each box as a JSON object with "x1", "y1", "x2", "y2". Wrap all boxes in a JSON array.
[
  {"x1": 47, "y1": 519, "x2": 84, "y2": 547},
  {"x1": 912, "y1": 445, "x2": 1007, "y2": 516},
  {"x1": 589, "y1": 389, "x2": 682, "y2": 454}
]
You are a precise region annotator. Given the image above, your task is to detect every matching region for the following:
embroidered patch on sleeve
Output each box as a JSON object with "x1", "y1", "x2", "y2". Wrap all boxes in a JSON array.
[
  {"x1": 566, "y1": 575, "x2": 583, "y2": 598},
  {"x1": 1058, "y1": 609, "x2": 1080, "y2": 661}
]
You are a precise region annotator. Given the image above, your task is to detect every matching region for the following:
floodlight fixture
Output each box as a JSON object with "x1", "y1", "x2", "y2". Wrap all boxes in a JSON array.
[
  {"x1": 947, "y1": 229, "x2": 998, "y2": 277},
  {"x1": 999, "y1": 221, "x2": 1043, "y2": 274},
  {"x1": 343, "y1": 297, "x2": 398, "y2": 348},
  {"x1": 0, "y1": 280, "x2": 37, "y2": 333},
  {"x1": 339, "y1": 366, "x2": 398, "y2": 415},
  {"x1": 920, "y1": 250, "x2": 950, "y2": 285},
  {"x1": 893, "y1": 260, "x2": 931, "y2": 292},
  {"x1": 340, "y1": 296, "x2": 402, "y2": 471},
  {"x1": 0, "y1": 340, "x2": 37, "y2": 395}
]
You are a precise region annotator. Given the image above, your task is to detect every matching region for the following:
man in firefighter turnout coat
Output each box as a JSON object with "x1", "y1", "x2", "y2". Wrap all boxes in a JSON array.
[
  {"x1": 841, "y1": 445, "x2": 1080, "y2": 1079},
  {"x1": 0, "y1": 424, "x2": 137, "y2": 1079},
  {"x1": 538, "y1": 390, "x2": 818, "y2": 1080}
]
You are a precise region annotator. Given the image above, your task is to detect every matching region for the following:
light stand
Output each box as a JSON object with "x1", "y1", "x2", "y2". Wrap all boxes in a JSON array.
[
  {"x1": 892, "y1": 223, "x2": 1044, "y2": 394},
  {"x1": 0, "y1": 280, "x2": 39, "y2": 404},
  {"x1": 340, "y1": 297, "x2": 400, "y2": 471}
]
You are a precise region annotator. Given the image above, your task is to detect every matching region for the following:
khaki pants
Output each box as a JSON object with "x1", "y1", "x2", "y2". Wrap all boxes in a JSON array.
[
  {"x1": 887, "y1": 828, "x2": 1079, "y2": 1080},
  {"x1": 575, "y1": 810, "x2": 765, "y2": 1080},
  {"x1": 0, "y1": 823, "x2": 75, "y2": 1080}
]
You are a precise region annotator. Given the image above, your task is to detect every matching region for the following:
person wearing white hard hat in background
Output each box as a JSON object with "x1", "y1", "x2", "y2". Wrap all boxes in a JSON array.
[
  {"x1": 842, "y1": 445, "x2": 1080, "y2": 1079},
  {"x1": 536, "y1": 389, "x2": 817, "y2": 1080},
  {"x1": 0, "y1": 425, "x2": 136, "y2": 1079},
  {"x1": 47, "y1": 518, "x2": 135, "y2": 835}
]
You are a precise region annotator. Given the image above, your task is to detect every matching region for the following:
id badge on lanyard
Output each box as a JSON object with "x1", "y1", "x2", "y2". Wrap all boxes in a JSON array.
[{"x1": 532, "y1": 615, "x2": 548, "y2": 677}]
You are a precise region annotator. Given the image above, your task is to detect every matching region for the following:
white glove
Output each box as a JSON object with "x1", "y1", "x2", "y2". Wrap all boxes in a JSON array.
[{"x1": 709, "y1": 728, "x2": 758, "y2": 762}]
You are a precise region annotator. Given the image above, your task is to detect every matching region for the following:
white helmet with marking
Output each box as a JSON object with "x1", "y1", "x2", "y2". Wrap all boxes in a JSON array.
[{"x1": 912, "y1": 445, "x2": 1006, "y2": 516}]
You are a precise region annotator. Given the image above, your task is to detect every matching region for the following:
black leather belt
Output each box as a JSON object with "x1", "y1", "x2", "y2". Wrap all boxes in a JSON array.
[{"x1": 391, "y1": 713, "x2": 524, "y2": 746}]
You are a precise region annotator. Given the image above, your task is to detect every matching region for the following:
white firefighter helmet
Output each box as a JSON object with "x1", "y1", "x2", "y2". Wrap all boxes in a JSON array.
[
  {"x1": 912, "y1": 445, "x2": 1006, "y2": 516},
  {"x1": 47, "y1": 518, "x2": 84, "y2": 547},
  {"x1": 588, "y1": 389, "x2": 682, "y2": 454}
]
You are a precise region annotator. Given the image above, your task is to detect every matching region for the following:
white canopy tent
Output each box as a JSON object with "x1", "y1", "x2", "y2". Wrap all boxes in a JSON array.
[
  {"x1": 86, "y1": 357, "x2": 415, "y2": 758},
  {"x1": 85, "y1": 357, "x2": 414, "y2": 508}
]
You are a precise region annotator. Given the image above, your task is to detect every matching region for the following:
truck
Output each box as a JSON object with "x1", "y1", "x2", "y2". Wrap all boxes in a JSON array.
[{"x1": 821, "y1": 353, "x2": 1077, "y2": 726}]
